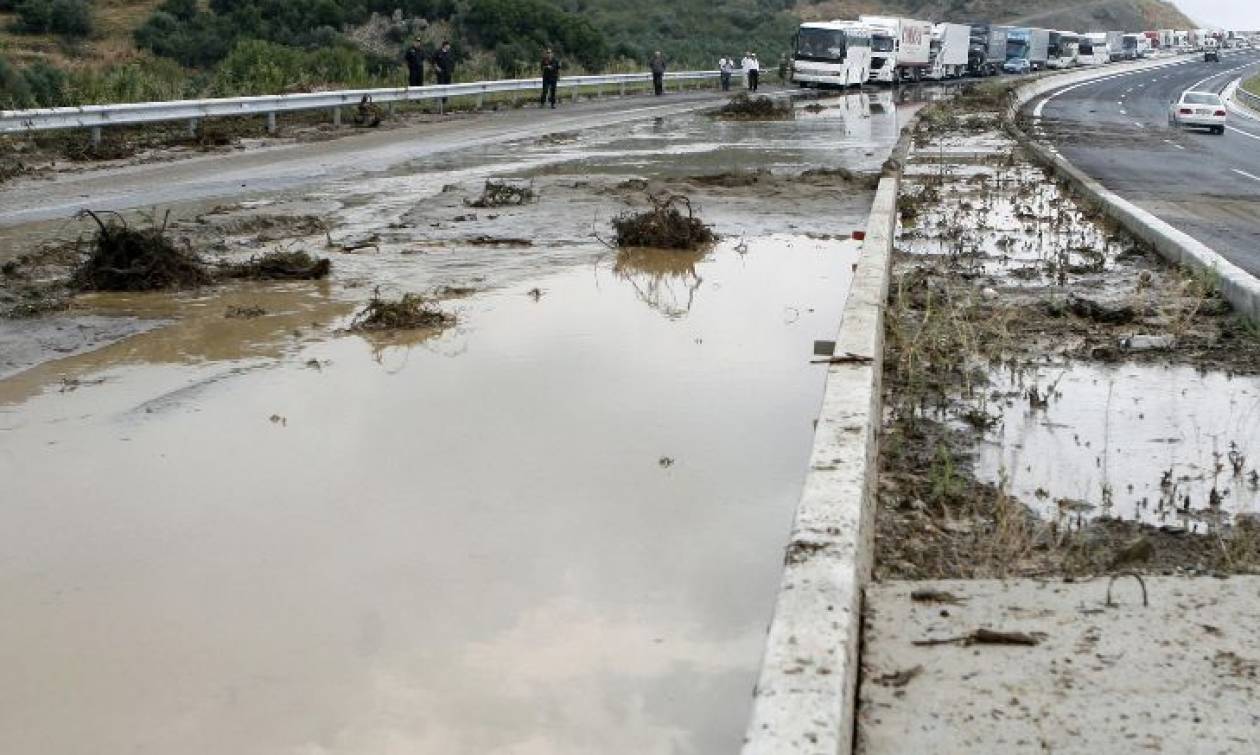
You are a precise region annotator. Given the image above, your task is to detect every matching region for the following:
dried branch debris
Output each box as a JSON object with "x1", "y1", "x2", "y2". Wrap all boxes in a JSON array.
[
  {"x1": 70, "y1": 210, "x2": 213, "y2": 292},
  {"x1": 350, "y1": 290, "x2": 454, "y2": 331},
  {"x1": 466, "y1": 179, "x2": 536, "y2": 208},
  {"x1": 612, "y1": 194, "x2": 717, "y2": 250}
]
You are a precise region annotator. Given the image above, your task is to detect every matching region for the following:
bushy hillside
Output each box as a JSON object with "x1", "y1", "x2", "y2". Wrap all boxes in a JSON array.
[{"x1": 1, "y1": 0, "x2": 1198, "y2": 110}]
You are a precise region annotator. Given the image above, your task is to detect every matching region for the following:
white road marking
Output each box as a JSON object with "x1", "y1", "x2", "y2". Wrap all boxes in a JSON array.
[
  {"x1": 1162, "y1": 139, "x2": 1186, "y2": 150},
  {"x1": 1133, "y1": 121, "x2": 1144, "y2": 128},
  {"x1": 1227, "y1": 125, "x2": 1260, "y2": 141},
  {"x1": 1232, "y1": 168, "x2": 1260, "y2": 183}
]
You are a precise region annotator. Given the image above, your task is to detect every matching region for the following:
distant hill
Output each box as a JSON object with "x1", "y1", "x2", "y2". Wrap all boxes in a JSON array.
[
  {"x1": 1, "y1": 0, "x2": 1200, "y2": 109},
  {"x1": 796, "y1": 0, "x2": 1196, "y2": 32}
]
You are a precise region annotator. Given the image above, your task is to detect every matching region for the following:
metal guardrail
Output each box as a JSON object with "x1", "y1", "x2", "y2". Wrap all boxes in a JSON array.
[
  {"x1": 1236, "y1": 82, "x2": 1260, "y2": 112},
  {"x1": 0, "y1": 70, "x2": 721, "y2": 142}
]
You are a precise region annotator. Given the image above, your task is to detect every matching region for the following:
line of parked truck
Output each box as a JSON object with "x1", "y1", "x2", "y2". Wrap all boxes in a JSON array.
[{"x1": 791, "y1": 17, "x2": 1256, "y2": 88}]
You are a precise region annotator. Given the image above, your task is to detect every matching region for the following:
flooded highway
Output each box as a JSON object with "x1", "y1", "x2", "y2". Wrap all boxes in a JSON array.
[{"x1": 0, "y1": 90, "x2": 919, "y2": 754}]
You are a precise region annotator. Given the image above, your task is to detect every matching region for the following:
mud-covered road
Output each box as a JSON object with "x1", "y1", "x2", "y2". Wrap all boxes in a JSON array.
[{"x1": 0, "y1": 90, "x2": 925, "y2": 754}]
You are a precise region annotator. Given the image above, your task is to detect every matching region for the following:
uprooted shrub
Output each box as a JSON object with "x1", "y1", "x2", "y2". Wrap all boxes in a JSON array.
[
  {"x1": 466, "y1": 179, "x2": 536, "y2": 208},
  {"x1": 70, "y1": 210, "x2": 214, "y2": 291},
  {"x1": 221, "y1": 250, "x2": 332, "y2": 280},
  {"x1": 70, "y1": 211, "x2": 332, "y2": 291},
  {"x1": 350, "y1": 290, "x2": 454, "y2": 331},
  {"x1": 715, "y1": 93, "x2": 793, "y2": 119},
  {"x1": 611, "y1": 194, "x2": 717, "y2": 250}
]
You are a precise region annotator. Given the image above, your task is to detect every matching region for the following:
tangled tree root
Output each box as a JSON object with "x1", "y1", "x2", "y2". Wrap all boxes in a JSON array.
[
  {"x1": 221, "y1": 250, "x2": 332, "y2": 280},
  {"x1": 611, "y1": 194, "x2": 717, "y2": 250},
  {"x1": 350, "y1": 290, "x2": 455, "y2": 331},
  {"x1": 70, "y1": 210, "x2": 213, "y2": 291},
  {"x1": 716, "y1": 93, "x2": 793, "y2": 119},
  {"x1": 466, "y1": 179, "x2": 537, "y2": 208}
]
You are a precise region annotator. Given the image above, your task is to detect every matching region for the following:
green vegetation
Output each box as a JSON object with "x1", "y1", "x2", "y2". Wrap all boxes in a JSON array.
[
  {"x1": 1244, "y1": 74, "x2": 1260, "y2": 102},
  {"x1": 7, "y1": 0, "x2": 94, "y2": 38},
  {"x1": 0, "y1": 0, "x2": 1194, "y2": 111}
]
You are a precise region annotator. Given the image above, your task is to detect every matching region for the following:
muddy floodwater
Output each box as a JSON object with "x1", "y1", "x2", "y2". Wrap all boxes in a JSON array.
[{"x1": 0, "y1": 92, "x2": 913, "y2": 754}]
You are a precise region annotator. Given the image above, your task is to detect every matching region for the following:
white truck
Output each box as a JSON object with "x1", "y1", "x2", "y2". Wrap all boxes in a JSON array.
[
  {"x1": 1158, "y1": 29, "x2": 1175, "y2": 49},
  {"x1": 926, "y1": 22, "x2": 970, "y2": 79},
  {"x1": 1079, "y1": 32, "x2": 1110, "y2": 65},
  {"x1": 1005, "y1": 27, "x2": 1050, "y2": 70},
  {"x1": 1106, "y1": 31, "x2": 1125, "y2": 61},
  {"x1": 859, "y1": 15, "x2": 933, "y2": 83},
  {"x1": 1047, "y1": 31, "x2": 1080, "y2": 68},
  {"x1": 791, "y1": 21, "x2": 874, "y2": 88}
]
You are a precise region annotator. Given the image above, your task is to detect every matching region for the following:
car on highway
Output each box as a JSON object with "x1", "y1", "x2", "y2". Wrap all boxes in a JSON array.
[
  {"x1": 1168, "y1": 91, "x2": 1228, "y2": 134},
  {"x1": 1002, "y1": 57, "x2": 1031, "y2": 74},
  {"x1": 1204, "y1": 48, "x2": 1220, "y2": 62}
]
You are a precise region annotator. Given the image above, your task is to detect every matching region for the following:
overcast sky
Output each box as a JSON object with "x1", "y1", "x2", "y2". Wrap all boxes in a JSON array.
[{"x1": 1175, "y1": 0, "x2": 1259, "y2": 29}]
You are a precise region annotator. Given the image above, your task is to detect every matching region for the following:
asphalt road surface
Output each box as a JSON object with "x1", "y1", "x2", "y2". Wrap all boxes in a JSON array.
[
  {"x1": 0, "y1": 86, "x2": 761, "y2": 228},
  {"x1": 1031, "y1": 50, "x2": 1260, "y2": 278}
]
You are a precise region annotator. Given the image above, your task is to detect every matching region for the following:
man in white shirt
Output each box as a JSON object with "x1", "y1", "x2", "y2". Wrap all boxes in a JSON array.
[{"x1": 741, "y1": 52, "x2": 761, "y2": 92}]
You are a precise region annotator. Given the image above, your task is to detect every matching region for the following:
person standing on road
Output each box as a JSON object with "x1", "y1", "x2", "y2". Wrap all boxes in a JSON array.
[
  {"x1": 540, "y1": 48, "x2": 562, "y2": 108},
  {"x1": 719, "y1": 57, "x2": 733, "y2": 91},
  {"x1": 432, "y1": 40, "x2": 455, "y2": 108},
  {"x1": 433, "y1": 41, "x2": 455, "y2": 85},
  {"x1": 742, "y1": 52, "x2": 761, "y2": 92},
  {"x1": 650, "y1": 51, "x2": 667, "y2": 95},
  {"x1": 405, "y1": 37, "x2": 425, "y2": 87}
]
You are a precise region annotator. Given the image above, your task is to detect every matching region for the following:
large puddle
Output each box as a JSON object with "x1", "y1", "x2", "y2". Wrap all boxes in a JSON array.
[
  {"x1": 0, "y1": 92, "x2": 909, "y2": 754},
  {"x1": 976, "y1": 362, "x2": 1260, "y2": 529}
]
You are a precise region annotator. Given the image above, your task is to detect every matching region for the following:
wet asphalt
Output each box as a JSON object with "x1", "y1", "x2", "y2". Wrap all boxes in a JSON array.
[
  {"x1": 0, "y1": 86, "x2": 781, "y2": 227},
  {"x1": 1031, "y1": 49, "x2": 1260, "y2": 277}
]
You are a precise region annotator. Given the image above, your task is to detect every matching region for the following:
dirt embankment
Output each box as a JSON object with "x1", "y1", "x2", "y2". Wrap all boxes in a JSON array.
[{"x1": 878, "y1": 89, "x2": 1260, "y2": 582}]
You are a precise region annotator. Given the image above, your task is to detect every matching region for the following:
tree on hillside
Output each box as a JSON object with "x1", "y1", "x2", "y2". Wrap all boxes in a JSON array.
[{"x1": 9, "y1": 0, "x2": 94, "y2": 38}]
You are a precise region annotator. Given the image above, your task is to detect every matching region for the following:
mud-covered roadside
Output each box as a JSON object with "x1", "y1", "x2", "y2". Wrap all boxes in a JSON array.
[
  {"x1": 0, "y1": 85, "x2": 742, "y2": 188},
  {"x1": 0, "y1": 96, "x2": 548, "y2": 187},
  {"x1": 877, "y1": 89, "x2": 1260, "y2": 581},
  {"x1": 0, "y1": 95, "x2": 890, "y2": 381}
]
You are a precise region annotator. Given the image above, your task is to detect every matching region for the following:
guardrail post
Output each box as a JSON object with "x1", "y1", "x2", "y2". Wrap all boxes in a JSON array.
[
  {"x1": 438, "y1": 98, "x2": 444, "y2": 115},
  {"x1": 90, "y1": 126, "x2": 101, "y2": 147},
  {"x1": 187, "y1": 118, "x2": 199, "y2": 137},
  {"x1": 332, "y1": 107, "x2": 341, "y2": 127},
  {"x1": 266, "y1": 112, "x2": 277, "y2": 133},
  {"x1": 619, "y1": 81, "x2": 626, "y2": 96},
  {"x1": 571, "y1": 86, "x2": 578, "y2": 103}
]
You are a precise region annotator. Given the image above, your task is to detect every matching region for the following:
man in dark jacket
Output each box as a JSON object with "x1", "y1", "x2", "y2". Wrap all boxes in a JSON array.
[
  {"x1": 433, "y1": 41, "x2": 455, "y2": 85},
  {"x1": 540, "y1": 48, "x2": 561, "y2": 108},
  {"x1": 650, "y1": 51, "x2": 667, "y2": 95},
  {"x1": 405, "y1": 38, "x2": 425, "y2": 87}
]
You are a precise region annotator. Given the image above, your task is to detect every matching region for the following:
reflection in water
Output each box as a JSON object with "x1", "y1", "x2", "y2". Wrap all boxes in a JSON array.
[
  {"x1": 612, "y1": 247, "x2": 708, "y2": 319},
  {"x1": 0, "y1": 235, "x2": 861, "y2": 755}
]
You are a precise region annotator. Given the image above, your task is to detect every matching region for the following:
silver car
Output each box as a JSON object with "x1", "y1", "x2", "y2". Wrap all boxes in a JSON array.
[{"x1": 1169, "y1": 91, "x2": 1228, "y2": 135}]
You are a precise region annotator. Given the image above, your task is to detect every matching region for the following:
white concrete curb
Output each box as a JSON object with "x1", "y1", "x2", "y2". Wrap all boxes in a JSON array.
[
  {"x1": 739, "y1": 172, "x2": 897, "y2": 755},
  {"x1": 1009, "y1": 59, "x2": 1260, "y2": 323}
]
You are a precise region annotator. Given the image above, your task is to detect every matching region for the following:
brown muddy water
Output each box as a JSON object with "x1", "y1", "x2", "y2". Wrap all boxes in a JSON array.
[
  {"x1": 0, "y1": 92, "x2": 913, "y2": 754},
  {"x1": 896, "y1": 120, "x2": 1260, "y2": 535}
]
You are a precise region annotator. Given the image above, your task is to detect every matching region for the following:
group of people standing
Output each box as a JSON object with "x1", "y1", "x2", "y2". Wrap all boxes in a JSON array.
[
  {"x1": 404, "y1": 38, "x2": 455, "y2": 87},
  {"x1": 404, "y1": 42, "x2": 779, "y2": 111},
  {"x1": 718, "y1": 53, "x2": 763, "y2": 92}
]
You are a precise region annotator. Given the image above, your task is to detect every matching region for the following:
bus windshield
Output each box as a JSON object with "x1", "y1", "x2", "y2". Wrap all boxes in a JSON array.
[{"x1": 796, "y1": 28, "x2": 847, "y2": 62}]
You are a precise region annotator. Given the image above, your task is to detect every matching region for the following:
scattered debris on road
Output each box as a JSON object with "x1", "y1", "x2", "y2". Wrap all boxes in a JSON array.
[
  {"x1": 350, "y1": 289, "x2": 454, "y2": 331},
  {"x1": 612, "y1": 194, "x2": 716, "y2": 249}
]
